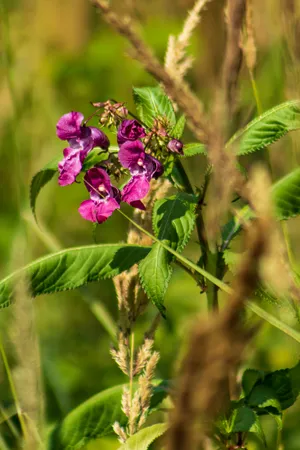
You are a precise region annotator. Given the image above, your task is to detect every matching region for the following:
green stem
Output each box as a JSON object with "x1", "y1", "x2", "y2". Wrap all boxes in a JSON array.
[
  {"x1": 0, "y1": 334, "x2": 28, "y2": 439},
  {"x1": 117, "y1": 209, "x2": 300, "y2": 344}
]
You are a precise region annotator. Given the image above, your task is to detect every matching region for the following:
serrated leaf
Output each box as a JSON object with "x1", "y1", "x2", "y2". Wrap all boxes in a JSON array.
[
  {"x1": 272, "y1": 168, "x2": 300, "y2": 220},
  {"x1": 30, "y1": 155, "x2": 61, "y2": 219},
  {"x1": 171, "y1": 115, "x2": 186, "y2": 139},
  {"x1": 139, "y1": 193, "x2": 197, "y2": 314},
  {"x1": 231, "y1": 407, "x2": 257, "y2": 433},
  {"x1": 181, "y1": 142, "x2": 207, "y2": 157},
  {"x1": 242, "y1": 369, "x2": 264, "y2": 397},
  {"x1": 227, "y1": 100, "x2": 300, "y2": 155},
  {"x1": 118, "y1": 423, "x2": 167, "y2": 450},
  {"x1": 0, "y1": 244, "x2": 150, "y2": 309},
  {"x1": 139, "y1": 245, "x2": 172, "y2": 317},
  {"x1": 248, "y1": 385, "x2": 282, "y2": 412},
  {"x1": 132, "y1": 86, "x2": 176, "y2": 128},
  {"x1": 49, "y1": 382, "x2": 168, "y2": 450}
]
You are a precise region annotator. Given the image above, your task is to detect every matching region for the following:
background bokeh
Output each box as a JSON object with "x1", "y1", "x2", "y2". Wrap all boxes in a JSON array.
[{"x1": 1, "y1": 0, "x2": 300, "y2": 448}]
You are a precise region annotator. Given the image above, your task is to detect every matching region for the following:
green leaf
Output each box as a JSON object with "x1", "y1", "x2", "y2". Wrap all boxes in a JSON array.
[
  {"x1": 242, "y1": 369, "x2": 264, "y2": 397},
  {"x1": 30, "y1": 155, "x2": 61, "y2": 219},
  {"x1": 0, "y1": 244, "x2": 150, "y2": 309},
  {"x1": 243, "y1": 362, "x2": 300, "y2": 413},
  {"x1": 82, "y1": 148, "x2": 110, "y2": 171},
  {"x1": 139, "y1": 193, "x2": 197, "y2": 314},
  {"x1": 181, "y1": 142, "x2": 207, "y2": 157},
  {"x1": 272, "y1": 168, "x2": 300, "y2": 220},
  {"x1": 171, "y1": 115, "x2": 186, "y2": 139},
  {"x1": 49, "y1": 382, "x2": 168, "y2": 450},
  {"x1": 227, "y1": 100, "x2": 300, "y2": 155},
  {"x1": 132, "y1": 86, "x2": 176, "y2": 128},
  {"x1": 222, "y1": 168, "x2": 300, "y2": 247},
  {"x1": 118, "y1": 423, "x2": 167, "y2": 450},
  {"x1": 231, "y1": 407, "x2": 257, "y2": 433},
  {"x1": 247, "y1": 385, "x2": 282, "y2": 412}
]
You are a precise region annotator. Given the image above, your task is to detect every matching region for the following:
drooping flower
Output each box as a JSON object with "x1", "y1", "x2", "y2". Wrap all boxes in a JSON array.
[
  {"x1": 117, "y1": 119, "x2": 146, "y2": 145},
  {"x1": 167, "y1": 138, "x2": 184, "y2": 155},
  {"x1": 118, "y1": 140, "x2": 163, "y2": 209},
  {"x1": 78, "y1": 168, "x2": 120, "y2": 223},
  {"x1": 56, "y1": 112, "x2": 110, "y2": 186}
]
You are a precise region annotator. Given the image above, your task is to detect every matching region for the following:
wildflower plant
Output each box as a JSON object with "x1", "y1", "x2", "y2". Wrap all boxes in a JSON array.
[{"x1": 2, "y1": 0, "x2": 300, "y2": 449}]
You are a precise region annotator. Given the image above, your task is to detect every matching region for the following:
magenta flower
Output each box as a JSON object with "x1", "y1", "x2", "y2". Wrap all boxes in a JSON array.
[
  {"x1": 117, "y1": 119, "x2": 146, "y2": 145},
  {"x1": 118, "y1": 140, "x2": 163, "y2": 179},
  {"x1": 79, "y1": 168, "x2": 120, "y2": 223},
  {"x1": 167, "y1": 139, "x2": 184, "y2": 155},
  {"x1": 57, "y1": 112, "x2": 110, "y2": 186},
  {"x1": 122, "y1": 176, "x2": 149, "y2": 210},
  {"x1": 119, "y1": 140, "x2": 163, "y2": 209}
]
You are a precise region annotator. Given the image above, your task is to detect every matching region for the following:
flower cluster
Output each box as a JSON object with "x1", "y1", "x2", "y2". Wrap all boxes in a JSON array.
[{"x1": 56, "y1": 105, "x2": 183, "y2": 224}]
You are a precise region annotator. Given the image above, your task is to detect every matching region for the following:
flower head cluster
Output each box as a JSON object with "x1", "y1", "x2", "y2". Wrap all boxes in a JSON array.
[
  {"x1": 56, "y1": 112, "x2": 109, "y2": 186},
  {"x1": 56, "y1": 104, "x2": 183, "y2": 224}
]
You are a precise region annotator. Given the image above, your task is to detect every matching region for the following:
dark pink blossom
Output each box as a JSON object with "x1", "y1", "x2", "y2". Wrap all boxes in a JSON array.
[
  {"x1": 117, "y1": 119, "x2": 146, "y2": 145},
  {"x1": 118, "y1": 140, "x2": 163, "y2": 179},
  {"x1": 79, "y1": 168, "x2": 120, "y2": 223},
  {"x1": 56, "y1": 112, "x2": 110, "y2": 186},
  {"x1": 119, "y1": 140, "x2": 163, "y2": 209},
  {"x1": 167, "y1": 139, "x2": 184, "y2": 155},
  {"x1": 121, "y1": 175, "x2": 149, "y2": 210}
]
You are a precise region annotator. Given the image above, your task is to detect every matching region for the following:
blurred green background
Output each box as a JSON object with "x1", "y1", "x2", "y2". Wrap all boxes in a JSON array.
[{"x1": 1, "y1": 0, "x2": 300, "y2": 448}]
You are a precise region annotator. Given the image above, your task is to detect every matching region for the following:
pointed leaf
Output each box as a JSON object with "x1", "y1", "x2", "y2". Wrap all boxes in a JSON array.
[
  {"x1": 227, "y1": 100, "x2": 300, "y2": 155},
  {"x1": 118, "y1": 423, "x2": 167, "y2": 450},
  {"x1": 30, "y1": 155, "x2": 60, "y2": 219},
  {"x1": 49, "y1": 382, "x2": 168, "y2": 450},
  {"x1": 171, "y1": 115, "x2": 186, "y2": 139},
  {"x1": 132, "y1": 86, "x2": 176, "y2": 128},
  {"x1": 181, "y1": 142, "x2": 207, "y2": 157},
  {"x1": 139, "y1": 193, "x2": 197, "y2": 314},
  {"x1": 0, "y1": 244, "x2": 150, "y2": 309}
]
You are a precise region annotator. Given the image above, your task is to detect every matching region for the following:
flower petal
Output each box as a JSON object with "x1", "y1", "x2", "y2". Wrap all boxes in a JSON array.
[
  {"x1": 117, "y1": 119, "x2": 146, "y2": 145},
  {"x1": 95, "y1": 197, "x2": 120, "y2": 223},
  {"x1": 90, "y1": 127, "x2": 110, "y2": 149},
  {"x1": 121, "y1": 175, "x2": 149, "y2": 209},
  {"x1": 84, "y1": 167, "x2": 112, "y2": 195},
  {"x1": 118, "y1": 140, "x2": 145, "y2": 171},
  {"x1": 144, "y1": 154, "x2": 164, "y2": 179},
  {"x1": 58, "y1": 148, "x2": 82, "y2": 186},
  {"x1": 78, "y1": 199, "x2": 98, "y2": 222},
  {"x1": 56, "y1": 112, "x2": 84, "y2": 140}
]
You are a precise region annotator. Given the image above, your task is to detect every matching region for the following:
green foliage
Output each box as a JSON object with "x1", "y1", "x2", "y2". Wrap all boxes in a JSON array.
[
  {"x1": 272, "y1": 168, "x2": 300, "y2": 220},
  {"x1": 242, "y1": 361, "x2": 300, "y2": 413},
  {"x1": 118, "y1": 423, "x2": 167, "y2": 450},
  {"x1": 222, "y1": 167, "x2": 300, "y2": 248},
  {"x1": 181, "y1": 142, "x2": 207, "y2": 157},
  {"x1": 30, "y1": 155, "x2": 61, "y2": 219},
  {"x1": 0, "y1": 244, "x2": 150, "y2": 308},
  {"x1": 171, "y1": 115, "x2": 186, "y2": 139},
  {"x1": 49, "y1": 382, "x2": 168, "y2": 450},
  {"x1": 227, "y1": 100, "x2": 300, "y2": 155},
  {"x1": 132, "y1": 86, "x2": 176, "y2": 128},
  {"x1": 139, "y1": 193, "x2": 197, "y2": 315}
]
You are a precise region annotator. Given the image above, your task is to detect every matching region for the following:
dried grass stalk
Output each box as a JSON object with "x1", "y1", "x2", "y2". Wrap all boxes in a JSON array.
[
  {"x1": 167, "y1": 207, "x2": 269, "y2": 449},
  {"x1": 92, "y1": 0, "x2": 212, "y2": 143},
  {"x1": 165, "y1": 0, "x2": 211, "y2": 83},
  {"x1": 222, "y1": 0, "x2": 246, "y2": 113}
]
